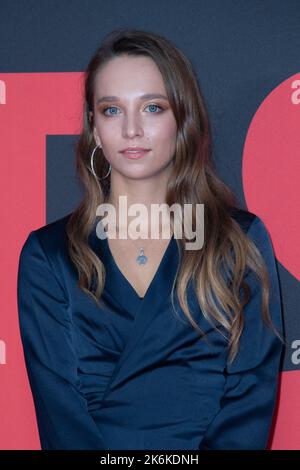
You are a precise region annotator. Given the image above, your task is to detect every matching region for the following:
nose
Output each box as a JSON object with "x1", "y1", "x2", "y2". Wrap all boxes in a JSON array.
[{"x1": 122, "y1": 112, "x2": 144, "y2": 138}]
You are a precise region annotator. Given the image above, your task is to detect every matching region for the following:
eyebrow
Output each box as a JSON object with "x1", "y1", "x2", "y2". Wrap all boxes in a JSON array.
[{"x1": 96, "y1": 93, "x2": 168, "y2": 104}]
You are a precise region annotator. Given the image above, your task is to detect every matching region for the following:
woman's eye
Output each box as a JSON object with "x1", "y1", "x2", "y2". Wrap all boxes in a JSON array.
[
  {"x1": 102, "y1": 103, "x2": 163, "y2": 117},
  {"x1": 146, "y1": 104, "x2": 162, "y2": 113},
  {"x1": 102, "y1": 106, "x2": 119, "y2": 116}
]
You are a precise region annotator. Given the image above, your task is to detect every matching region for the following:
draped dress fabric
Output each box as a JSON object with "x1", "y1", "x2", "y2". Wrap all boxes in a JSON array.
[{"x1": 17, "y1": 208, "x2": 284, "y2": 450}]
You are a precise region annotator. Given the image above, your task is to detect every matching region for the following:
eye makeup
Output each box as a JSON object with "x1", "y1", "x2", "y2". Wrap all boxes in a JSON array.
[{"x1": 98, "y1": 102, "x2": 165, "y2": 117}]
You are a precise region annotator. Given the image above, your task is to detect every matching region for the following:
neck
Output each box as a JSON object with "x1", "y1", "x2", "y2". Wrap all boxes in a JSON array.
[{"x1": 104, "y1": 165, "x2": 174, "y2": 237}]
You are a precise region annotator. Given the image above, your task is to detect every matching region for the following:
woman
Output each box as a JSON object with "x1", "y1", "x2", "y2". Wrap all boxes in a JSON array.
[{"x1": 17, "y1": 28, "x2": 285, "y2": 450}]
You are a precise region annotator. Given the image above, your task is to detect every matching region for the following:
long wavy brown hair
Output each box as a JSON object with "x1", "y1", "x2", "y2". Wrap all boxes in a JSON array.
[{"x1": 66, "y1": 28, "x2": 284, "y2": 365}]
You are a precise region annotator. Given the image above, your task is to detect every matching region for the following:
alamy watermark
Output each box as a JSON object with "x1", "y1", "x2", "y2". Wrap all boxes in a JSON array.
[{"x1": 95, "y1": 196, "x2": 204, "y2": 250}]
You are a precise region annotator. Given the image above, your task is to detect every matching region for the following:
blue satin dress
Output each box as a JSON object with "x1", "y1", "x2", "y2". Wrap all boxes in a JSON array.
[{"x1": 17, "y1": 208, "x2": 284, "y2": 450}]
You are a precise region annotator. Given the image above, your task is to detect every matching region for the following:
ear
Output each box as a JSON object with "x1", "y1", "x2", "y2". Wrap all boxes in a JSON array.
[
  {"x1": 89, "y1": 112, "x2": 101, "y2": 147},
  {"x1": 93, "y1": 129, "x2": 101, "y2": 147}
]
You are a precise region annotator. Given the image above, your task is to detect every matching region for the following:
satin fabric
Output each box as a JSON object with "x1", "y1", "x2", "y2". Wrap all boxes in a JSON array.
[{"x1": 17, "y1": 208, "x2": 284, "y2": 450}]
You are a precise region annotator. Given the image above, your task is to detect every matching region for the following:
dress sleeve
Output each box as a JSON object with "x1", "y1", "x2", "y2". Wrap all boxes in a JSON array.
[
  {"x1": 17, "y1": 230, "x2": 106, "y2": 450},
  {"x1": 198, "y1": 216, "x2": 284, "y2": 450}
]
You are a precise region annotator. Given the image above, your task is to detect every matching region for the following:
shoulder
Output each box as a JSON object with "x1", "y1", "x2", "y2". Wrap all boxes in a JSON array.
[
  {"x1": 31, "y1": 212, "x2": 72, "y2": 249},
  {"x1": 228, "y1": 206, "x2": 272, "y2": 246},
  {"x1": 21, "y1": 212, "x2": 73, "y2": 258},
  {"x1": 225, "y1": 209, "x2": 283, "y2": 373},
  {"x1": 227, "y1": 207, "x2": 279, "y2": 297},
  {"x1": 228, "y1": 206, "x2": 257, "y2": 233},
  {"x1": 228, "y1": 205, "x2": 277, "y2": 262},
  {"x1": 19, "y1": 212, "x2": 74, "y2": 292}
]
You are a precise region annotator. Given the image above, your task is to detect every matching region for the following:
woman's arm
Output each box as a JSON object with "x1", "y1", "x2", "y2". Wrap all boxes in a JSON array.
[
  {"x1": 17, "y1": 230, "x2": 106, "y2": 450},
  {"x1": 199, "y1": 216, "x2": 284, "y2": 450}
]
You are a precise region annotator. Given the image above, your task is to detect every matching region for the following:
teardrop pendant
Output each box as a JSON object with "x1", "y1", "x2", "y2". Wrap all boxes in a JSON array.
[{"x1": 136, "y1": 248, "x2": 148, "y2": 265}]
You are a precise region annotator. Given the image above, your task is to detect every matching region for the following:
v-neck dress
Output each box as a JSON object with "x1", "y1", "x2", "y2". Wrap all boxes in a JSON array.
[{"x1": 17, "y1": 208, "x2": 284, "y2": 450}]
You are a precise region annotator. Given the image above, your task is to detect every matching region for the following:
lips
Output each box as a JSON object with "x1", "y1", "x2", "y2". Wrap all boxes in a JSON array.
[
  {"x1": 120, "y1": 148, "x2": 151, "y2": 159},
  {"x1": 120, "y1": 147, "x2": 150, "y2": 153}
]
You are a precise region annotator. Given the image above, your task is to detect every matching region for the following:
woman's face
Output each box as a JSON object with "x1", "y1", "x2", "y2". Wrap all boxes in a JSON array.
[{"x1": 90, "y1": 55, "x2": 177, "y2": 180}]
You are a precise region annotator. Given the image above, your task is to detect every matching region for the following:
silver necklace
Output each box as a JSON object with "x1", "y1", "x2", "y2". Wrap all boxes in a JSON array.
[
  {"x1": 133, "y1": 236, "x2": 158, "y2": 265},
  {"x1": 135, "y1": 232, "x2": 173, "y2": 265},
  {"x1": 136, "y1": 247, "x2": 148, "y2": 265},
  {"x1": 106, "y1": 226, "x2": 172, "y2": 265}
]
